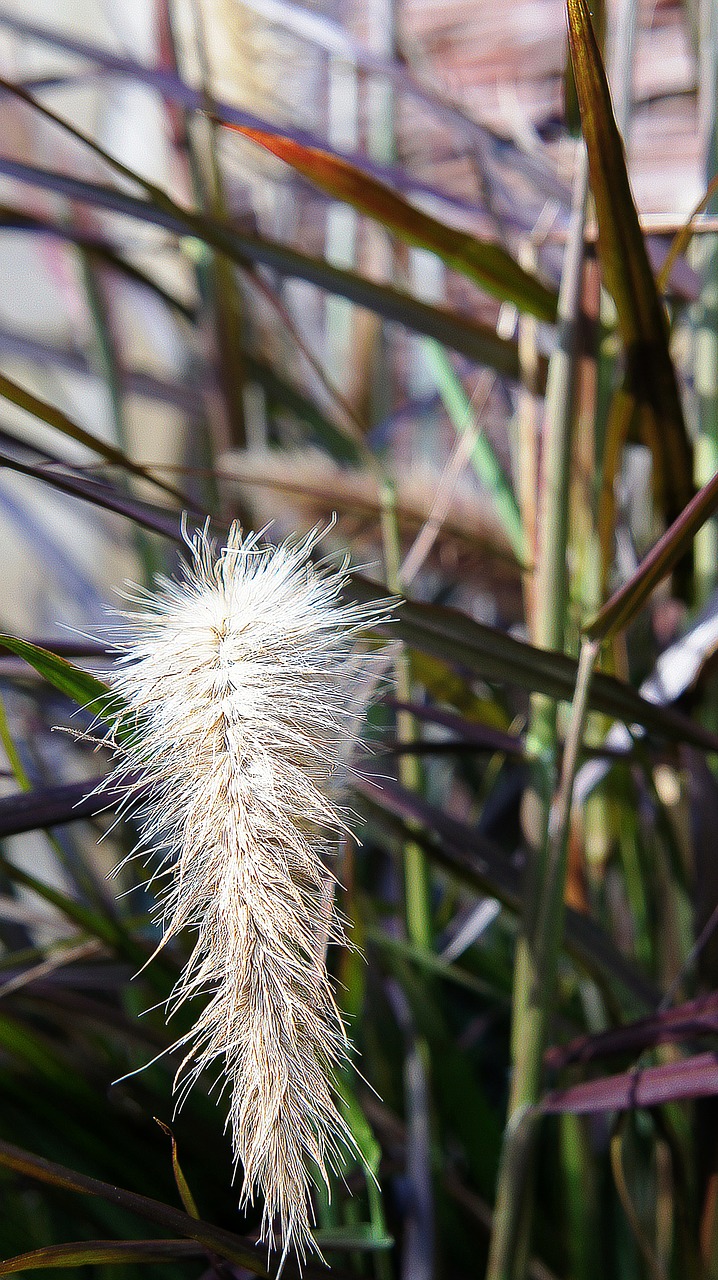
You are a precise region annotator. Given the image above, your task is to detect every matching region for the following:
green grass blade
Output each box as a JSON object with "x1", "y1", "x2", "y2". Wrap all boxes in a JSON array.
[{"x1": 0, "y1": 635, "x2": 114, "y2": 716}]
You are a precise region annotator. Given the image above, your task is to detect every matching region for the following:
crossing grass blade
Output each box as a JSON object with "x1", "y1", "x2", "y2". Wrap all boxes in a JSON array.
[
  {"x1": 585, "y1": 465, "x2": 718, "y2": 639},
  {"x1": 217, "y1": 123, "x2": 558, "y2": 321},
  {"x1": 0, "y1": 371, "x2": 191, "y2": 507},
  {"x1": 349, "y1": 576, "x2": 718, "y2": 750}
]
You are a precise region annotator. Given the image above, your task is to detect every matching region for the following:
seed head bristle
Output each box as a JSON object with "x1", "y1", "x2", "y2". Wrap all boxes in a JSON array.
[{"x1": 100, "y1": 523, "x2": 392, "y2": 1262}]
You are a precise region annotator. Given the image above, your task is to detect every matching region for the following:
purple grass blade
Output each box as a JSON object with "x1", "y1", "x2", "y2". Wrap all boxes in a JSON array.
[
  {"x1": 0, "y1": 11, "x2": 504, "y2": 224},
  {"x1": 545, "y1": 991, "x2": 718, "y2": 1069},
  {"x1": 542, "y1": 1052, "x2": 718, "y2": 1113},
  {"x1": 0, "y1": 778, "x2": 111, "y2": 838},
  {"x1": 0, "y1": 453, "x2": 191, "y2": 539},
  {"x1": 0, "y1": 161, "x2": 523, "y2": 372},
  {"x1": 385, "y1": 700, "x2": 525, "y2": 755},
  {"x1": 0, "y1": 7, "x2": 572, "y2": 224},
  {"x1": 355, "y1": 773, "x2": 660, "y2": 1009}
]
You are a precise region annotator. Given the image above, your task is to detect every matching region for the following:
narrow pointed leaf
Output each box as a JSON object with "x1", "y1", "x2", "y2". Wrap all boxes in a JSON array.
[
  {"x1": 155, "y1": 1122, "x2": 200, "y2": 1220},
  {"x1": 566, "y1": 0, "x2": 693, "y2": 525},
  {"x1": 0, "y1": 157, "x2": 520, "y2": 375},
  {"x1": 220, "y1": 124, "x2": 558, "y2": 321},
  {"x1": 0, "y1": 1239, "x2": 206, "y2": 1273},
  {"x1": 585, "y1": 466, "x2": 718, "y2": 639},
  {"x1": 350, "y1": 576, "x2": 718, "y2": 751},
  {"x1": 542, "y1": 1052, "x2": 718, "y2": 1113},
  {"x1": 0, "y1": 454, "x2": 187, "y2": 541},
  {"x1": 0, "y1": 779, "x2": 109, "y2": 839},
  {"x1": 355, "y1": 773, "x2": 659, "y2": 1009},
  {"x1": 546, "y1": 991, "x2": 718, "y2": 1069},
  {"x1": 0, "y1": 1140, "x2": 271, "y2": 1276},
  {"x1": 0, "y1": 635, "x2": 115, "y2": 717},
  {"x1": 0, "y1": 371, "x2": 188, "y2": 505}
]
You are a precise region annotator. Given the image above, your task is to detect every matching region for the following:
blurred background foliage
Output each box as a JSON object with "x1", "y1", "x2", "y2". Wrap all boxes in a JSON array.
[{"x1": 2, "y1": 0, "x2": 718, "y2": 1278}]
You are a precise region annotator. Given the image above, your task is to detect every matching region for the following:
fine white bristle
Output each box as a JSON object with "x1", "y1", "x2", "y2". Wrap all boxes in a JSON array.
[{"x1": 99, "y1": 522, "x2": 392, "y2": 1262}]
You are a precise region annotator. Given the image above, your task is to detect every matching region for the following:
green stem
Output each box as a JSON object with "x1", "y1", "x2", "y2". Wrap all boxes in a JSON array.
[
  {"x1": 380, "y1": 478, "x2": 433, "y2": 950},
  {"x1": 486, "y1": 146, "x2": 589, "y2": 1280},
  {"x1": 486, "y1": 639, "x2": 598, "y2": 1280},
  {"x1": 0, "y1": 694, "x2": 30, "y2": 790}
]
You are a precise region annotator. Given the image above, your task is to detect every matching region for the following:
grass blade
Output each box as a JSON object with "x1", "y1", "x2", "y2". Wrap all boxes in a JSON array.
[
  {"x1": 546, "y1": 992, "x2": 718, "y2": 1068},
  {"x1": 0, "y1": 454, "x2": 187, "y2": 541},
  {"x1": 0, "y1": 370, "x2": 189, "y2": 506},
  {"x1": 218, "y1": 124, "x2": 558, "y2": 321},
  {"x1": 0, "y1": 780, "x2": 109, "y2": 839},
  {"x1": 0, "y1": 635, "x2": 115, "y2": 715},
  {"x1": 542, "y1": 1053, "x2": 718, "y2": 1113},
  {"x1": 0, "y1": 1140, "x2": 272, "y2": 1277},
  {"x1": 566, "y1": 0, "x2": 693, "y2": 526},
  {"x1": 585, "y1": 456, "x2": 718, "y2": 640},
  {"x1": 0, "y1": 157, "x2": 521, "y2": 375},
  {"x1": 350, "y1": 576, "x2": 718, "y2": 750},
  {"x1": 0, "y1": 1240, "x2": 206, "y2": 1273}
]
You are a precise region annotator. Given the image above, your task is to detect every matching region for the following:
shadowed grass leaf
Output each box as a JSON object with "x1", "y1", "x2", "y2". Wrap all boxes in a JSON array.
[
  {"x1": 355, "y1": 773, "x2": 659, "y2": 1010},
  {"x1": 0, "y1": 779, "x2": 109, "y2": 839},
  {"x1": 0, "y1": 1140, "x2": 367, "y2": 1274},
  {"x1": 0, "y1": 1139, "x2": 271, "y2": 1276},
  {"x1": 350, "y1": 577, "x2": 718, "y2": 751},
  {"x1": 546, "y1": 992, "x2": 718, "y2": 1069},
  {"x1": 0, "y1": 1238, "x2": 206, "y2": 1273}
]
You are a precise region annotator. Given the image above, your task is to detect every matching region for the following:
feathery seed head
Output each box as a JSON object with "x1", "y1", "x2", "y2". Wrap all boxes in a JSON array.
[{"x1": 102, "y1": 522, "x2": 392, "y2": 1264}]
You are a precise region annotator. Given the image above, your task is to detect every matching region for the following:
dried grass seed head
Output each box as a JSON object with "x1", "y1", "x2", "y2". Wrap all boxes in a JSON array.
[{"x1": 102, "y1": 521, "x2": 392, "y2": 1264}]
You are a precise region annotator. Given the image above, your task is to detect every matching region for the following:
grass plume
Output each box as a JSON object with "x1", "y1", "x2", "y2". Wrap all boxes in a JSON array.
[{"x1": 101, "y1": 522, "x2": 391, "y2": 1264}]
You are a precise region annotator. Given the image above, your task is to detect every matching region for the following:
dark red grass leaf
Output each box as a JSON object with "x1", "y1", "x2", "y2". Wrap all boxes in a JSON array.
[
  {"x1": 0, "y1": 779, "x2": 110, "y2": 839},
  {"x1": 0, "y1": 1139, "x2": 346, "y2": 1278},
  {"x1": 546, "y1": 991, "x2": 718, "y2": 1070},
  {"x1": 542, "y1": 1052, "x2": 718, "y2": 1113}
]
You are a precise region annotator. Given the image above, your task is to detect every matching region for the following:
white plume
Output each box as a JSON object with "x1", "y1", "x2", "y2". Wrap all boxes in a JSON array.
[{"x1": 100, "y1": 522, "x2": 391, "y2": 1263}]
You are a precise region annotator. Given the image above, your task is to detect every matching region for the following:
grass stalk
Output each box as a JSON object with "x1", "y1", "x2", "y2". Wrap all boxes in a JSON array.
[
  {"x1": 487, "y1": 637, "x2": 599, "y2": 1279},
  {"x1": 380, "y1": 477, "x2": 433, "y2": 950},
  {"x1": 486, "y1": 145, "x2": 589, "y2": 1280}
]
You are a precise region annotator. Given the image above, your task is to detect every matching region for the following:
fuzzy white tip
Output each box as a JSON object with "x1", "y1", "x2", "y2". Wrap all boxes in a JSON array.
[{"x1": 102, "y1": 522, "x2": 391, "y2": 1262}]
